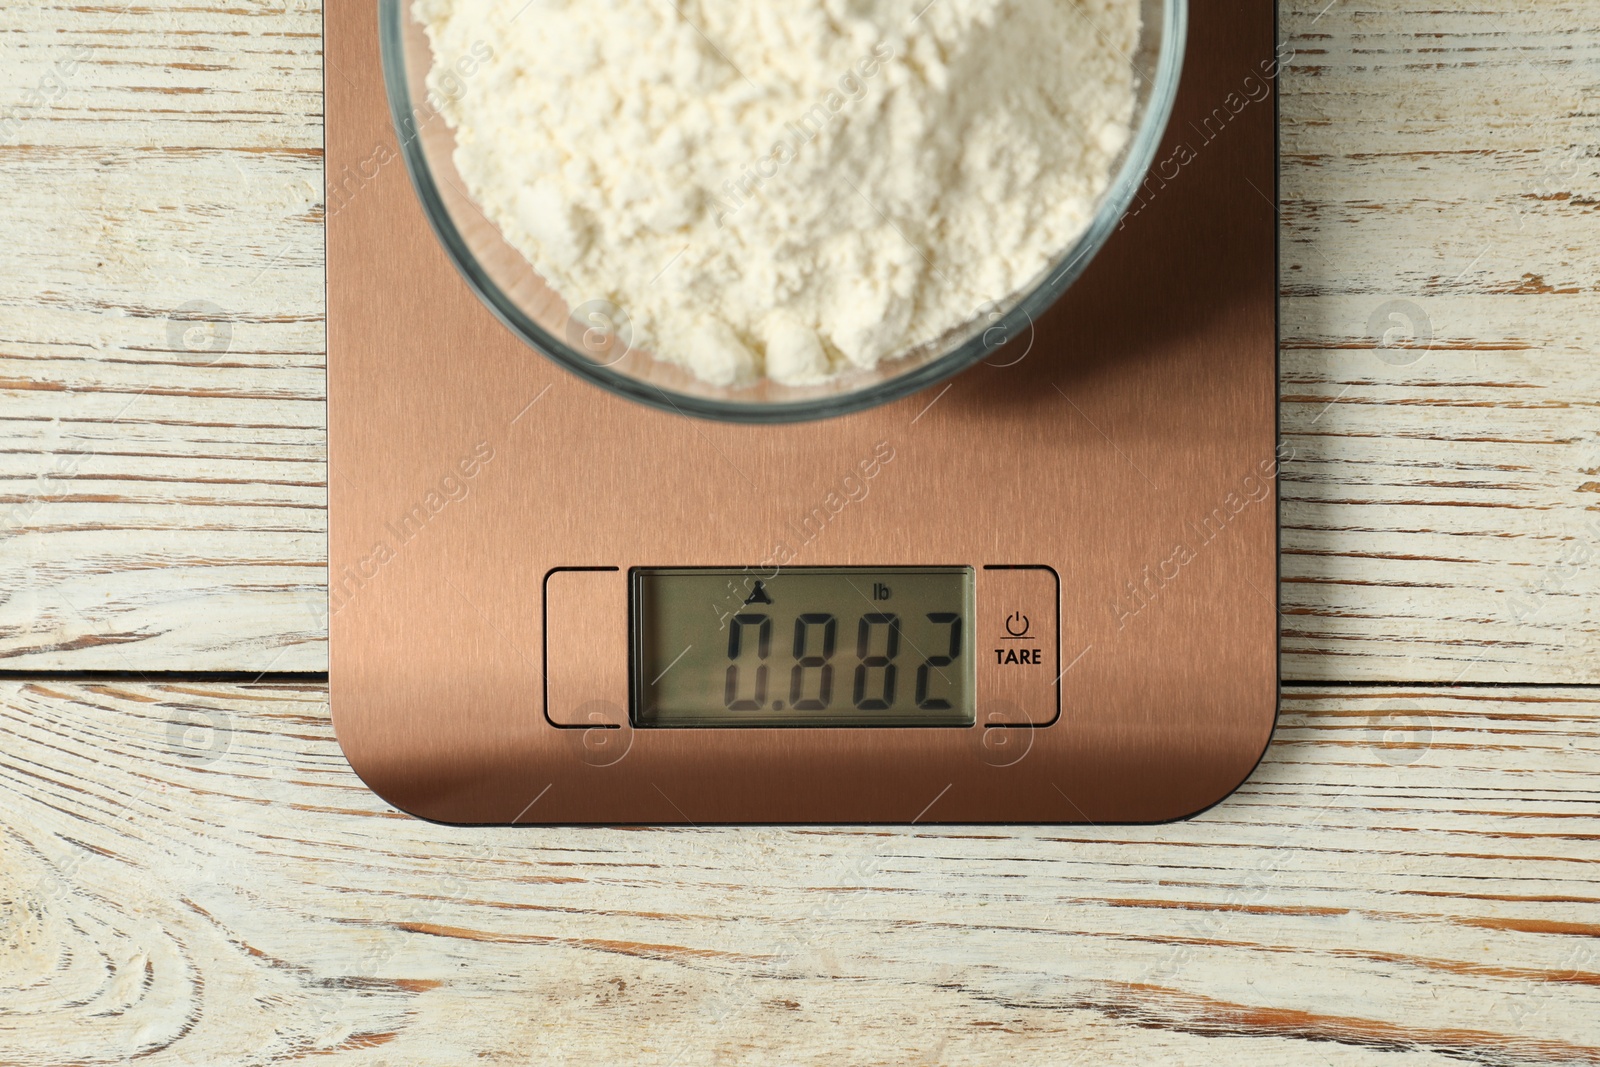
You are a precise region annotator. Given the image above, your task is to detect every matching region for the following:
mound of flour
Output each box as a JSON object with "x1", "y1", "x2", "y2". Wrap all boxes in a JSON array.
[{"x1": 416, "y1": 0, "x2": 1139, "y2": 386}]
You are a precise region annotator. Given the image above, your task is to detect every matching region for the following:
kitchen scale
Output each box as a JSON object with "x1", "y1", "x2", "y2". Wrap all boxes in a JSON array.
[{"x1": 326, "y1": 1, "x2": 1278, "y2": 824}]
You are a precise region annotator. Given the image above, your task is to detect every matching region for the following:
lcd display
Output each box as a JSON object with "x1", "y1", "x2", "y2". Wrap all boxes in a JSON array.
[{"x1": 633, "y1": 567, "x2": 975, "y2": 727}]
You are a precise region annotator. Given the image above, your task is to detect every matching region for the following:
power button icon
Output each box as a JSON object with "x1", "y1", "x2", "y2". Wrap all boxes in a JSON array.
[{"x1": 980, "y1": 566, "x2": 1058, "y2": 725}]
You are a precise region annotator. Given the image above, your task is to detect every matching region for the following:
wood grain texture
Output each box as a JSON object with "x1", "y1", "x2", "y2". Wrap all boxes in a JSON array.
[
  {"x1": 1277, "y1": 2, "x2": 1600, "y2": 681},
  {"x1": 1, "y1": 681, "x2": 1596, "y2": 1064},
  {"x1": 1, "y1": 1, "x2": 1598, "y2": 679},
  {"x1": 0, "y1": 0, "x2": 327, "y2": 671}
]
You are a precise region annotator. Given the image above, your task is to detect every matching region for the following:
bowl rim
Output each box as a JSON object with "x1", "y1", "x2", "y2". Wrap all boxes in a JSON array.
[{"x1": 378, "y1": 0, "x2": 1189, "y2": 424}]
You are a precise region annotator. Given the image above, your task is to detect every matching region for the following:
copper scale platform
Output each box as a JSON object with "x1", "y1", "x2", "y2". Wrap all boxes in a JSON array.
[{"x1": 326, "y1": 0, "x2": 1279, "y2": 825}]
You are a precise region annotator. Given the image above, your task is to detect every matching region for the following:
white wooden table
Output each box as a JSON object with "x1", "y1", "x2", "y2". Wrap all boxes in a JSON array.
[{"x1": 3, "y1": 2, "x2": 1598, "y2": 1062}]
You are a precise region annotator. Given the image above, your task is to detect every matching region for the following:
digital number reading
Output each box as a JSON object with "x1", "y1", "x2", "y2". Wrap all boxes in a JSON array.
[
  {"x1": 722, "y1": 611, "x2": 962, "y2": 715},
  {"x1": 635, "y1": 568, "x2": 974, "y2": 727}
]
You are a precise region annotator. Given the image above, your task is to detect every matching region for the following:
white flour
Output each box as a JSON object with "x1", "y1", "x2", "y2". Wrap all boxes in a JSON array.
[{"x1": 415, "y1": 0, "x2": 1139, "y2": 386}]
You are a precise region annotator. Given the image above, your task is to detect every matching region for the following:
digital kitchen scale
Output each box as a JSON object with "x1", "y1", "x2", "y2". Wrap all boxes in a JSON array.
[{"x1": 326, "y1": 0, "x2": 1278, "y2": 824}]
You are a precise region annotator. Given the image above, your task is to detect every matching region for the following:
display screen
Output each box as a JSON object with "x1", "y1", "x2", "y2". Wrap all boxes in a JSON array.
[{"x1": 633, "y1": 567, "x2": 975, "y2": 727}]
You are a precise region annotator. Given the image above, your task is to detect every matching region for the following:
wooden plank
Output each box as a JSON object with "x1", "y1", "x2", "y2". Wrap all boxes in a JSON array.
[
  {"x1": 1, "y1": 681, "x2": 1595, "y2": 1062},
  {"x1": 1278, "y1": 2, "x2": 1600, "y2": 682},
  {"x1": 0, "y1": 0, "x2": 326, "y2": 671},
  {"x1": 0, "y1": 0, "x2": 1597, "y2": 680}
]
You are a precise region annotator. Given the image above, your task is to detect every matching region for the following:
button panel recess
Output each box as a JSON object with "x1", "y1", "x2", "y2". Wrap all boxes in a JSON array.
[
  {"x1": 547, "y1": 566, "x2": 1059, "y2": 730},
  {"x1": 544, "y1": 568, "x2": 629, "y2": 728},
  {"x1": 976, "y1": 566, "x2": 1061, "y2": 727}
]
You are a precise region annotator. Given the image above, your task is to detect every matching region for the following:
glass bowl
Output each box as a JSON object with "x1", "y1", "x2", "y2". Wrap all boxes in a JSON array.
[{"x1": 379, "y1": 0, "x2": 1186, "y2": 423}]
